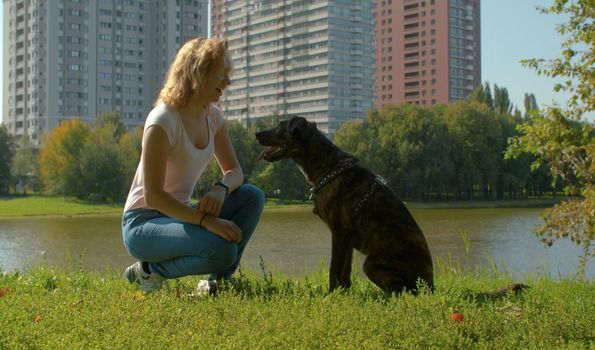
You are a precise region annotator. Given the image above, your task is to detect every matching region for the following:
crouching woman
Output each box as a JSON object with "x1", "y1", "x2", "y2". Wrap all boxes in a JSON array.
[{"x1": 121, "y1": 38, "x2": 264, "y2": 293}]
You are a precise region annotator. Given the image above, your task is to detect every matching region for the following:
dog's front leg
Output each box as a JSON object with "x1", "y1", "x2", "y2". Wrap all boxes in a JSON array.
[{"x1": 329, "y1": 232, "x2": 354, "y2": 292}]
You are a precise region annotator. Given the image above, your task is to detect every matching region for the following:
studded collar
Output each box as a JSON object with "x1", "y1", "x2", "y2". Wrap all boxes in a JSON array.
[{"x1": 308, "y1": 159, "x2": 357, "y2": 200}]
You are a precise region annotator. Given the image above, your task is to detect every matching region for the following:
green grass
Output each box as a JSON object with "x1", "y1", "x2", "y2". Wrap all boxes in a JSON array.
[
  {"x1": 262, "y1": 198, "x2": 312, "y2": 210},
  {"x1": 0, "y1": 195, "x2": 123, "y2": 218},
  {"x1": 405, "y1": 198, "x2": 561, "y2": 209},
  {"x1": 0, "y1": 195, "x2": 559, "y2": 218},
  {"x1": 0, "y1": 195, "x2": 312, "y2": 218},
  {"x1": 1, "y1": 262, "x2": 593, "y2": 349}
]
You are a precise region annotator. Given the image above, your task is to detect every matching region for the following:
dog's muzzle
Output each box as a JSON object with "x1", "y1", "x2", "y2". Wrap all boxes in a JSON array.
[{"x1": 256, "y1": 146, "x2": 286, "y2": 162}]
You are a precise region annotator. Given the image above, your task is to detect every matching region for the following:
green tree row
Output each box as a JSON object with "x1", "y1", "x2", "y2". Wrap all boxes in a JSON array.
[
  {"x1": 334, "y1": 90, "x2": 558, "y2": 201},
  {"x1": 0, "y1": 112, "x2": 309, "y2": 203},
  {"x1": 36, "y1": 113, "x2": 142, "y2": 203},
  {"x1": 0, "y1": 88, "x2": 572, "y2": 203}
]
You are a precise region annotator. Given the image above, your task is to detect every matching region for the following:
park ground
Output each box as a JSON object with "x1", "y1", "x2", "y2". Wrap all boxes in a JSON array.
[
  {"x1": 2, "y1": 195, "x2": 591, "y2": 348},
  {"x1": 0, "y1": 194, "x2": 561, "y2": 218},
  {"x1": 0, "y1": 264, "x2": 593, "y2": 349}
]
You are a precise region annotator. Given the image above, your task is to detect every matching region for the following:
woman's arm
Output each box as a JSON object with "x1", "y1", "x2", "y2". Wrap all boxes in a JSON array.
[
  {"x1": 143, "y1": 123, "x2": 242, "y2": 242},
  {"x1": 195, "y1": 122, "x2": 244, "y2": 233},
  {"x1": 142, "y1": 125, "x2": 204, "y2": 225},
  {"x1": 214, "y1": 122, "x2": 244, "y2": 190},
  {"x1": 196, "y1": 121, "x2": 243, "y2": 214}
]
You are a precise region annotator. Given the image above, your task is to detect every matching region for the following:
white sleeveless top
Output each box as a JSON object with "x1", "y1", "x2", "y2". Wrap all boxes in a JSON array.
[{"x1": 124, "y1": 103, "x2": 224, "y2": 212}]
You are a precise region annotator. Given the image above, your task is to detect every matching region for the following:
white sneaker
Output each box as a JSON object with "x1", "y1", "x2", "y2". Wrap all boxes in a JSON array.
[
  {"x1": 124, "y1": 261, "x2": 166, "y2": 293},
  {"x1": 195, "y1": 279, "x2": 218, "y2": 297}
]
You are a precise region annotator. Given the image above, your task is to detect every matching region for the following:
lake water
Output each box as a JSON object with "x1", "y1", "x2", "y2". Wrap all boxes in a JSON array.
[{"x1": 0, "y1": 207, "x2": 593, "y2": 280}]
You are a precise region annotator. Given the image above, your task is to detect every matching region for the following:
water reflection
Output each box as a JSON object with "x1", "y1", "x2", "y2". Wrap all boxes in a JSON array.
[{"x1": 0, "y1": 207, "x2": 593, "y2": 280}]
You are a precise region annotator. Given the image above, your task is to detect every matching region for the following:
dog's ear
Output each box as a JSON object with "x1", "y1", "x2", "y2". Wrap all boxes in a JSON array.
[{"x1": 287, "y1": 116, "x2": 309, "y2": 138}]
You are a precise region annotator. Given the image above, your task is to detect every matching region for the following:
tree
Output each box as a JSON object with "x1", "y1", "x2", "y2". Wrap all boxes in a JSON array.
[
  {"x1": 39, "y1": 118, "x2": 143, "y2": 202},
  {"x1": 252, "y1": 161, "x2": 309, "y2": 201},
  {"x1": 380, "y1": 104, "x2": 453, "y2": 199},
  {"x1": 79, "y1": 123, "x2": 128, "y2": 202},
  {"x1": 333, "y1": 119, "x2": 366, "y2": 156},
  {"x1": 467, "y1": 82, "x2": 494, "y2": 109},
  {"x1": 118, "y1": 126, "x2": 143, "y2": 199},
  {"x1": 523, "y1": 93, "x2": 539, "y2": 116},
  {"x1": 227, "y1": 120, "x2": 257, "y2": 178},
  {"x1": 0, "y1": 125, "x2": 15, "y2": 194},
  {"x1": 196, "y1": 115, "x2": 279, "y2": 198},
  {"x1": 521, "y1": 1, "x2": 594, "y2": 116},
  {"x1": 11, "y1": 136, "x2": 38, "y2": 194},
  {"x1": 39, "y1": 119, "x2": 91, "y2": 197},
  {"x1": 509, "y1": 0, "x2": 594, "y2": 277},
  {"x1": 96, "y1": 112, "x2": 126, "y2": 139},
  {"x1": 493, "y1": 84, "x2": 514, "y2": 115},
  {"x1": 484, "y1": 82, "x2": 494, "y2": 109},
  {"x1": 444, "y1": 101, "x2": 503, "y2": 200},
  {"x1": 248, "y1": 115, "x2": 309, "y2": 201},
  {"x1": 195, "y1": 160, "x2": 221, "y2": 197}
]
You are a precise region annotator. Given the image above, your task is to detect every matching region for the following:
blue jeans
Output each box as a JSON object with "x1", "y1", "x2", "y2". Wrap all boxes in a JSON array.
[{"x1": 122, "y1": 184, "x2": 265, "y2": 280}]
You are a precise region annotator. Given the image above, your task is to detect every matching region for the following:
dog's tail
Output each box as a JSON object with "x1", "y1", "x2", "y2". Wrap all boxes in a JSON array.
[{"x1": 474, "y1": 283, "x2": 528, "y2": 301}]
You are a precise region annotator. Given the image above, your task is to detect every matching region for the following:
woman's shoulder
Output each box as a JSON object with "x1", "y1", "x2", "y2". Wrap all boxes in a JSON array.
[
  {"x1": 144, "y1": 104, "x2": 180, "y2": 142},
  {"x1": 146, "y1": 104, "x2": 180, "y2": 126},
  {"x1": 148, "y1": 103, "x2": 178, "y2": 119}
]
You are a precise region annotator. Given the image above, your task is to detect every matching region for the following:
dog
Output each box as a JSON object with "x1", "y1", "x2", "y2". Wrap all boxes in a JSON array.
[{"x1": 256, "y1": 116, "x2": 435, "y2": 294}]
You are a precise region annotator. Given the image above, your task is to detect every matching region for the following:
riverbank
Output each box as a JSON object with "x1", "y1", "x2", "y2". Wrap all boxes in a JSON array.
[
  {"x1": 0, "y1": 195, "x2": 123, "y2": 218},
  {"x1": 405, "y1": 198, "x2": 561, "y2": 209},
  {"x1": 0, "y1": 265, "x2": 592, "y2": 348},
  {"x1": 0, "y1": 195, "x2": 560, "y2": 218}
]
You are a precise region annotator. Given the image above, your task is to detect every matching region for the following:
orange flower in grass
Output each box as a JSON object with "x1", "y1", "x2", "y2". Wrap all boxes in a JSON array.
[{"x1": 0, "y1": 287, "x2": 11, "y2": 297}]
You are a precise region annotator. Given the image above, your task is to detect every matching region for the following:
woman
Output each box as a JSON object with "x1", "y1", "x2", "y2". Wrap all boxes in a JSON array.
[{"x1": 121, "y1": 38, "x2": 264, "y2": 293}]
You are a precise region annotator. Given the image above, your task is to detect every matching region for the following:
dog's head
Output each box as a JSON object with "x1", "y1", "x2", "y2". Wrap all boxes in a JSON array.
[{"x1": 255, "y1": 116, "x2": 317, "y2": 162}]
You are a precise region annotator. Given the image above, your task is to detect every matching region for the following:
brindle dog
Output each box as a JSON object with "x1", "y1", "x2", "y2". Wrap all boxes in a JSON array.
[{"x1": 256, "y1": 116, "x2": 434, "y2": 294}]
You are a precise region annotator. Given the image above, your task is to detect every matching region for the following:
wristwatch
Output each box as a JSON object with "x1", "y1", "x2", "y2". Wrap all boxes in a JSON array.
[{"x1": 214, "y1": 181, "x2": 229, "y2": 196}]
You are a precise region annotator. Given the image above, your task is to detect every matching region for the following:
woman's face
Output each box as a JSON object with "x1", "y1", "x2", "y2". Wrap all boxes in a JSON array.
[{"x1": 199, "y1": 61, "x2": 231, "y2": 104}]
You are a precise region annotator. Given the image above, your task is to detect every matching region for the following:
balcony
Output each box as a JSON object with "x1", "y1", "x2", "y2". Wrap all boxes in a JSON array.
[
  {"x1": 404, "y1": 23, "x2": 420, "y2": 32},
  {"x1": 404, "y1": 32, "x2": 420, "y2": 41}
]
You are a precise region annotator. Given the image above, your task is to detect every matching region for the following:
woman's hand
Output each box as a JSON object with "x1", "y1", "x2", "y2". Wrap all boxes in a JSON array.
[
  {"x1": 197, "y1": 186, "x2": 227, "y2": 216},
  {"x1": 202, "y1": 215, "x2": 242, "y2": 243}
]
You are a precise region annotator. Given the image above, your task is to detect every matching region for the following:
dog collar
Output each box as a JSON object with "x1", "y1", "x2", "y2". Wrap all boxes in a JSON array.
[{"x1": 309, "y1": 159, "x2": 357, "y2": 200}]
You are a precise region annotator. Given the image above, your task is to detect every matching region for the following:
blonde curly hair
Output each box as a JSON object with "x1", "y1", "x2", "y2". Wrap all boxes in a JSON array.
[{"x1": 155, "y1": 37, "x2": 232, "y2": 108}]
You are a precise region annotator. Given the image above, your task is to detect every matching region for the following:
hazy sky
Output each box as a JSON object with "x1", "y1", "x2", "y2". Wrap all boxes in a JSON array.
[{"x1": 0, "y1": 1, "x2": 585, "y2": 121}]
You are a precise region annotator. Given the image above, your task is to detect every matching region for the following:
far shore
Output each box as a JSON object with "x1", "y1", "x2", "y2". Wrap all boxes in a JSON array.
[{"x1": 0, "y1": 195, "x2": 562, "y2": 218}]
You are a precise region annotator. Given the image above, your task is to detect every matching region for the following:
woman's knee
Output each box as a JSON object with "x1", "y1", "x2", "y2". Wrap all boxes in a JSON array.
[
  {"x1": 212, "y1": 242, "x2": 238, "y2": 271},
  {"x1": 234, "y1": 184, "x2": 265, "y2": 209}
]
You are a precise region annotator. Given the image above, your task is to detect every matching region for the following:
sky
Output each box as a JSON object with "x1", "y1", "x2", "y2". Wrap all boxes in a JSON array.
[
  {"x1": 480, "y1": 0, "x2": 575, "y2": 113},
  {"x1": 0, "y1": 1, "x2": 586, "y2": 121}
]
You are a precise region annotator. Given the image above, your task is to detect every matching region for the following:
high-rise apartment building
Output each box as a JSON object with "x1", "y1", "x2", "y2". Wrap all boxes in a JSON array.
[
  {"x1": 2, "y1": 0, "x2": 208, "y2": 144},
  {"x1": 375, "y1": 0, "x2": 480, "y2": 108},
  {"x1": 211, "y1": 0, "x2": 375, "y2": 138}
]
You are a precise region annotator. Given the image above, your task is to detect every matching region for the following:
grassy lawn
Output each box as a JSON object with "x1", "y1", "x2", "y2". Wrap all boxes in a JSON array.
[
  {"x1": 0, "y1": 195, "x2": 313, "y2": 218},
  {"x1": 0, "y1": 195, "x2": 123, "y2": 217},
  {"x1": 405, "y1": 198, "x2": 561, "y2": 209},
  {"x1": 0, "y1": 264, "x2": 593, "y2": 349},
  {"x1": 0, "y1": 195, "x2": 558, "y2": 218}
]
